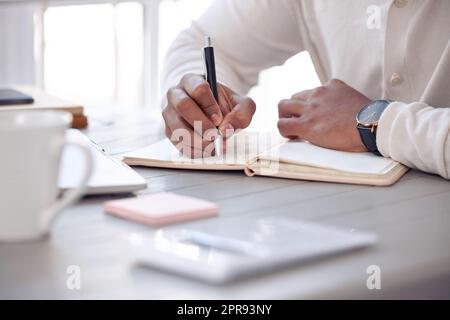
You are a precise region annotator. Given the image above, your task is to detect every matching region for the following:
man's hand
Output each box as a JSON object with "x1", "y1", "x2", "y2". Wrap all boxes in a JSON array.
[
  {"x1": 162, "y1": 73, "x2": 256, "y2": 158},
  {"x1": 277, "y1": 79, "x2": 371, "y2": 152}
]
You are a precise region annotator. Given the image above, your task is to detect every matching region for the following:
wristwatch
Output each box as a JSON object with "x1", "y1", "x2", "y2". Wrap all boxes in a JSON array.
[{"x1": 356, "y1": 100, "x2": 392, "y2": 155}]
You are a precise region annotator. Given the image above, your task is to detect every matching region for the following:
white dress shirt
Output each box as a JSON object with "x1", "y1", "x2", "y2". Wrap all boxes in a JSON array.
[{"x1": 161, "y1": 0, "x2": 450, "y2": 179}]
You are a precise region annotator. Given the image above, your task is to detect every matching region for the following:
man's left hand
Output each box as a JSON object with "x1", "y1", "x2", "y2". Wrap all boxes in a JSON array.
[{"x1": 277, "y1": 79, "x2": 371, "y2": 152}]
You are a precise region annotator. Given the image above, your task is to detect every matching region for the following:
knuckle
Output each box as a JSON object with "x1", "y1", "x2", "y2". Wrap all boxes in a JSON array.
[
  {"x1": 166, "y1": 86, "x2": 177, "y2": 102},
  {"x1": 278, "y1": 128, "x2": 290, "y2": 138},
  {"x1": 180, "y1": 73, "x2": 194, "y2": 85},
  {"x1": 161, "y1": 106, "x2": 170, "y2": 121},
  {"x1": 311, "y1": 86, "x2": 326, "y2": 97},
  {"x1": 278, "y1": 99, "x2": 292, "y2": 117},
  {"x1": 233, "y1": 111, "x2": 251, "y2": 128},
  {"x1": 175, "y1": 97, "x2": 192, "y2": 114},
  {"x1": 277, "y1": 119, "x2": 283, "y2": 130},
  {"x1": 277, "y1": 119, "x2": 287, "y2": 133},
  {"x1": 202, "y1": 102, "x2": 217, "y2": 114},
  {"x1": 191, "y1": 82, "x2": 211, "y2": 100},
  {"x1": 245, "y1": 97, "x2": 256, "y2": 114},
  {"x1": 278, "y1": 99, "x2": 290, "y2": 109}
]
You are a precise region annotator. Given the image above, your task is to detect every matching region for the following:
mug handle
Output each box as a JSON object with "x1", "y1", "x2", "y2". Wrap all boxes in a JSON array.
[{"x1": 39, "y1": 139, "x2": 94, "y2": 233}]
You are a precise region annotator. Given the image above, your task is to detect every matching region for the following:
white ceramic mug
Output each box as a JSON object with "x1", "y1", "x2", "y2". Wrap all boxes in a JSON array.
[{"x1": 0, "y1": 111, "x2": 93, "y2": 242}]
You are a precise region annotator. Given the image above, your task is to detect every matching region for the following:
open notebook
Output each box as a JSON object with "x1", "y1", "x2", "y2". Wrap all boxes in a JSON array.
[{"x1": 123, "y1": 131, "x2": 408, "y2": 186}]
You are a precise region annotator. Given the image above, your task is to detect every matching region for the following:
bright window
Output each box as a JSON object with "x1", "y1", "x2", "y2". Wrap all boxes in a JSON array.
[
  {"x1": 44, "y1": 2, "x2": 143, "y2": 108},
  {"x1": 41, "y1": 0, "x2": 320, "y2": 132},
  {"x1": 249, "y1": 52, "x2": 320, "y2": 131},
  {"x1": 158, "y1": 0, "x2": 212, "y2": 68}
]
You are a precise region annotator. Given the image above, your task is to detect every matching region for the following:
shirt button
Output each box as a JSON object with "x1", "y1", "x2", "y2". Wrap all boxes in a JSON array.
[
  {"x1": 390, "y1": 73, "x2": 402, "y2": 86},
  {"x1": 394, "y1": 0, "x2": 408, "y2": 8}
]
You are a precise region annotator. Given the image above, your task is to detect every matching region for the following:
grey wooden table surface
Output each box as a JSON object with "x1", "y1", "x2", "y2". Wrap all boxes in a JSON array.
[{"x1": 1, "y1": 109, "x2": 449, "y2": 299}]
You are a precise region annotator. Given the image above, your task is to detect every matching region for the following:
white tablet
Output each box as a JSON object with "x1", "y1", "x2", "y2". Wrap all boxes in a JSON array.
[{"x1": 129, "y1": 217, "x2": 377, "y2": 284}]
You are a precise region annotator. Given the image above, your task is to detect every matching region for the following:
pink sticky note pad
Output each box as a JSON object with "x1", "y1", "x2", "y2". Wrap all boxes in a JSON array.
[{"x1": 104, "y1": 192, "x2": 219, "y2": 226}]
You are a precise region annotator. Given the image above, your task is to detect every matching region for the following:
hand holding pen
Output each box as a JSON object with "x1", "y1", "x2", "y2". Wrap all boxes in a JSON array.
[{"x1": 162, "y1": 37, "x2": 256, "y2": 158}]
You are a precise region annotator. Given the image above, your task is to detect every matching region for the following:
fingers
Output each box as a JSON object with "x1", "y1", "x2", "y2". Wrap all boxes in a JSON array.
[
  {"x1": 164, "y1": 126, "x2": 201, "y2": 158},
  {"x1": 165, "y1": 125, "x2": 219, "y2": 159},
  {"x1": 180, "y1": 74, "x2": 223, "y2": 126},
  {"x1": 164, "y1": 74, "x2": 256, "y2": 157},
  {"x1": 277, "y1": 117, "x2": 306, "y2": 139},
  {"x1": 218, "y1": 95, "x2": 256, "y2": 136},
  {"x1": 277, "y1": 99, "x2": 311, "y2": 139},
  {"x1": 162, "y1": 104, "x2": 214, "y2": 152},
  {"x1": 217, "y1": 84, "x2": 233, "y2": 116},
  {"x1": 167, "y1": 86, "x2": 217, "y2": 137},
  {"x1": 278, "y1": 99, "x2": 308, "y2": 118}
]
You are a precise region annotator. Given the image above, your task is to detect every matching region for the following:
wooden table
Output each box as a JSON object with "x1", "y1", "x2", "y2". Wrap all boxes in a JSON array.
[{"x1": 1, "y1": 109, "x2": 449, "y2": 299}]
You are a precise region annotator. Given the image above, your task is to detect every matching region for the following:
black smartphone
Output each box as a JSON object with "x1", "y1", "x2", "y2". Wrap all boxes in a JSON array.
[{"x1": 0, "y1": 88, "x2": 34, "y2": 106}]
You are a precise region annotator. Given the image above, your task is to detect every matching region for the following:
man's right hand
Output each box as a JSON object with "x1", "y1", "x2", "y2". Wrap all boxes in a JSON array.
[{"x1": 162, "y1": 73, "x2": 256, "y2": 158}]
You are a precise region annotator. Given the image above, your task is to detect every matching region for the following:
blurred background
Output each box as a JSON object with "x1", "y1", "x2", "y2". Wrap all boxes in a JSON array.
[{"x1": 0, "y1": 0, "x2": 320, "y2": 131}]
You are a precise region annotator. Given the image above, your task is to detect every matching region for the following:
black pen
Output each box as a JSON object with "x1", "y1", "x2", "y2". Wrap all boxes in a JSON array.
[{"x1": 203, "y1": 36, "x2": 222, "y2": 158}]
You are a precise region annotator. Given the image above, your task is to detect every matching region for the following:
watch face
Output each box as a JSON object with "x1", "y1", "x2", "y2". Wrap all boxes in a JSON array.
[{"x1": 357, "y1": 100, "x2": 390, "y2": 126}]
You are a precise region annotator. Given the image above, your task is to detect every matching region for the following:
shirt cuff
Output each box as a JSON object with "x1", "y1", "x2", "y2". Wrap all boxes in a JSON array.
[{"x1": 376, "y1": 101, "x2": 409, "y2": 158}]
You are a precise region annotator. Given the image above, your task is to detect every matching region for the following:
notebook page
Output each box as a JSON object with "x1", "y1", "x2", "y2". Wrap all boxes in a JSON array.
[
  {"x1": 124, "y1": 131, "x2": 283, "y2": 167},
  {"x1": 260, "y1": 140, "x2": 397, "y2": 174}
]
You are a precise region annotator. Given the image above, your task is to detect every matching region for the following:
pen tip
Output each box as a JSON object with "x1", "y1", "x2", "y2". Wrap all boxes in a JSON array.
[{"x1": 205, "y1": 36, "x2": 212, "y2": 47}]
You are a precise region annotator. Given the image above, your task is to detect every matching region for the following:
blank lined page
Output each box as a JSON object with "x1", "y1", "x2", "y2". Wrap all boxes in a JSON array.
[
  {"x1": 261, "y1": 140, "x2": 398, "y2": 174},
  {"x1": 123, "y1": 131, "x2": 282, "y2": 167}
]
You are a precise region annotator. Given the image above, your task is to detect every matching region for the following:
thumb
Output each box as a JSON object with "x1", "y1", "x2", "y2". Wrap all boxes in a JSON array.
[{"x1": 219, "y1": 97, "x2": 256, "y2": 136}]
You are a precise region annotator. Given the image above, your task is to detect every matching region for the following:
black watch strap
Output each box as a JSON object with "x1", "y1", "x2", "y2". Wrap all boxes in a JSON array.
[{"x1": 358, "y1": 125, "x2": 381, "y2": 156}]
